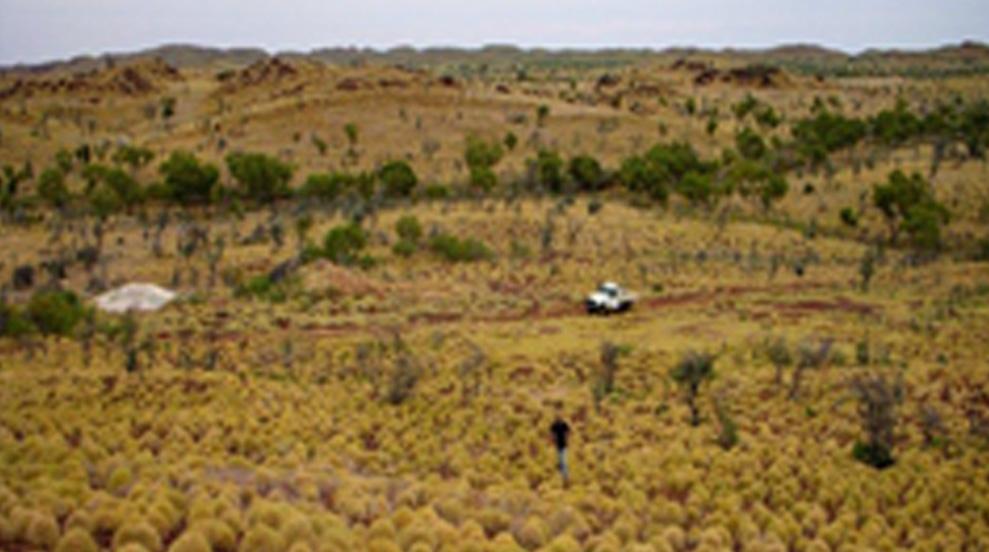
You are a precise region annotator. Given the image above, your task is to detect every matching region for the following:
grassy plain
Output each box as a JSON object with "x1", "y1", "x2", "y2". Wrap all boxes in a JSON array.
[{"x1": 1, "y1": 47, "x2": 988, "y2": 551}]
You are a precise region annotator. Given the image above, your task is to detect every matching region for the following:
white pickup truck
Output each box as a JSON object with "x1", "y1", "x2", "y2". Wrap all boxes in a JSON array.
[{"x1": 585, "y1": 282, "x2": 636, "y2": 315}]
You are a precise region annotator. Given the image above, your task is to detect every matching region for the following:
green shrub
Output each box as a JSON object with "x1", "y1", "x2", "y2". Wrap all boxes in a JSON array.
[
  {"x1": 903, "y1": 201, "x2": 950, "y2": 251},
  {"x1": 378, "y1": 161, "x2": 418, "y2": 198},
  {"x1": 37, "y1": 167, "x2": 70, "y2": 208},
  {"x1": 852, "y1": 441, "x2": 894, "y2": 469},
  {"x1": 675, "y1": 171, "x2": 716, "y2": 206},
  {"x1": 83, "y1": 164, "x2": 144, "y2": 212},
  {"x1": 300, "y1": 172, "x2": 347, "y2": 202},
  {"x1": 392, "y1": 240, "x2": 417, "y2": 258},
  {"x1": 112, "y1": 144, "x2": 155, "y2": 170},
  {"x1": 422, "y1": 184, "x2": 450, "y2": 200},
  {"x1": 464, "y1": 136, "x2": 504, "y2": 170},
  {"x1": 840, "y1": 207, "x2": 859, "y2": 227},
  {"x1": 235, "y1": 275, "x2": 289, "y2": 303},
  {"x1": 322, "y1": 223, "x2": 368, "y2": 266},
  {"x1": 671, "y1": 351, "x2": 716, "y2": 426},
  {"x1": 25, "y1": 290, "x2": 86, "y2": 337},
  {"x1": 735, "y1": 127, "x2": 767, "y2": 160},
  {"x1": 429, "y1": 233, "x2": 494, "y2": 263},
  {"x1": 529, "y1": 150, "x2": 564, "y2": 193},
  {"x1": 469, "y1": 166, "x2": 498, "y2": 193},
  {"x1": 873, "y1": 170, "x2": 949, "y2": 248},
  {"x1": 395, "y1": 215, "x2": 423, "y2": 243},
  {"x1": 159, "y1": 151, "x2": 219, "y2": 205},
  {"x1": 568, "y1": 155, "x2": 605, "y2": 191},
  {"x1": 226, "y1": 152, "x2": 293, "y2": 203},
  {"x1": 0, "y1": 301, "x2": 35, "y2": 337}
]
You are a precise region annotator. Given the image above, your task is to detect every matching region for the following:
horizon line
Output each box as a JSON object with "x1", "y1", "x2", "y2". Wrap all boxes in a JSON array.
[{"x1": 4, "y1": 38, "x2": 987, "y2": 71}]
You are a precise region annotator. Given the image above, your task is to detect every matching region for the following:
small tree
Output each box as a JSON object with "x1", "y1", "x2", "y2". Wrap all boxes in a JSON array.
[
  {"x1": 902, "y1": 201, "x2": 950, "y2": 252},
  {"x1": 159, "y1": 151, "x2": 219, "y2": 206},
  {"x1": 384, "y1": 336, "x2": 421, "y2": 405},
  {"x1": 344, "y1": 122, "x2": 359, "y2": 162},
  {"x1": 850, "y1": 373, "x2": 903, "y2": 469},
  {"x1": 593, "y1": 341, "x2": 627, "y2": 409},
  {"x1": 457, "y1": 341, "x2": 487, "y2": 403},
  {"x1": 322, "y1": 223, "x2": 368, "y2": 266},
  {"x1": 789, "y1": 338, "x2": 833, "y2": 400},
  {"x1": 25, "y1": 290, "x2": 87, "y2": 337},
  {"x1": 859, "y1": 247, "x2": 878, "y2": 291},
  {"x1": 568, "y1": 155, "x2": 605, "y2": 192},
  {"x1": 226, "y1": 152, "x2": 293, "y2": 203},
  {"x1": 37, "y1": 167, "x2": 70, "y2": 209},
  {"x1": 395, "y1": 215, "x2": 423, "y2": 243},
  {"x1": 765, "y1": 337, "x2": 792, "y2": 388},
  {"x1": 112, "y1": 144, "x2": 155, "y2": 172},
  {"x1": 872, "y1": 170, "x2": 948, "y2": 247},
  {"x1": 671, "y1": 351, "x2": 716, "y2": 426},
  {"x1": 529, "y1": 150, "x2": 564, "y2": 193},
  {"x1": 536, "y1": 104, "x2": 550, "y2": 126},
  {"x1": 378, "y1": 161, "x2": 418, "y2": 198},
  {"x1": 300, "y1": 172, "x2": 347, "y2": 202},
  {"x1": 714, "y1": 393, "x2": 739, "y2": 450},
  {"x1": 465, "y1": 136, "x2": 504, "y2": 193}
]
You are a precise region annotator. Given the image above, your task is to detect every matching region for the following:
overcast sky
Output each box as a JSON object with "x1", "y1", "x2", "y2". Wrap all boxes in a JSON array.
[{"x1": 1, "y1": 0, "x2": 988, "y2": 65}]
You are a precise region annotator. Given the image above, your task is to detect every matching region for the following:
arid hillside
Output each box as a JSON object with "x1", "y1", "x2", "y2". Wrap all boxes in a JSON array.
[{"x1": 1, "y1": 44, "x2": 988, "y2": 552}]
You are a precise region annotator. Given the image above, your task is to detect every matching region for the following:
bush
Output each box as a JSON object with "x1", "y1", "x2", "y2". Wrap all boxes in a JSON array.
[
  {"x1": 848, "y1": 372, "x2": 903, "y2": 467},
  {"x1": 84, "y1": 164, "x2": 144, "y2": 211},
  {"x1": 422, "y1": 184, "x2": 450, "y2": 200},
  {"x1": 392, "y1": 240, "x2": 417, "y2": 258},
  {"x1": 37, "y1": 167, "x2": 70, "y2": 208},
  {"x1": 903, "y1": 201, "x2": 950, "y2": 251},
  {"x1": 671, "y1": 351, "x2": 716, "y2": 426},
  {"x1": 322, "y1": 223, "x2": 368, "y2": 266},
  {"x1": 675, "y1": 171, "x2": 716, "y2": 206},
  {"x1": 715, "y1": 399, "x2": 739, "y2": 450},
  {"x1": 378, "y1": 161, "x2": 418, "y2": 198},
  {"x1": 469, "y1": 166, "x2": 498, "y2": 193},
  {"x1": 873, "y1": 170, "x2": 949, "y2": 247},
  {"x1": 395, "y1": 215, "x2": 423, "y2": 243},
  {"x1": 112, "y1": 144, "x2": 155, "y2": 170},
  {"x1": 300, "y1": 172, "x2": 347, "y2": 202},
  {"x1": 0, "y1": 301, "x2": 35, "y2": 337},
  {"x1": 235, "y1": 275, "x2": 290, "y2": 303},
  {"x1": 464, "y1": 136, "x2": 504, "y2": 170},
  {"x1": 840, "y1": 207, "x2": 859, "y2": 227},
  {"x1": 529, "y1": 150, "x2": 564, "y2": 193},
  {"x1": 25, "y1": 290, "x2": 86, "y2": 337},
  {"x1": 385, "y1": 353, "x2": 421, "y2": 405},
  {"x1": 159, "y1": 151, "x2": 219, "y2": 205},
  {"x1": 568, "y1": 154, "x2": 605, "y2": 191},
  {"x1": 735, "y1": 127, "x2": 767, "y2": 160},
  {"x1": 429, "y1": 233, "x2": 494, "y2": 263},
  {"x1": 226, "y1": 152, "x2": 293, "y2": 203},
  {"x1": 618, "y1": 156, "x2": 668, "y2": 204}
]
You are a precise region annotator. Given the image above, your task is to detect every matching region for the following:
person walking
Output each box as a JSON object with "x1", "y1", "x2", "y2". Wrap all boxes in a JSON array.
[{"x1": 550, "y1": 415, "x2": 571, "y2": 486}]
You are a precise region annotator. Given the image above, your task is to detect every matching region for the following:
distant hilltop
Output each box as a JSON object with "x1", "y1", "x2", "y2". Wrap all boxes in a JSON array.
[{"x1": 3, "y1": 41, "x2": 989, "y2": 78}]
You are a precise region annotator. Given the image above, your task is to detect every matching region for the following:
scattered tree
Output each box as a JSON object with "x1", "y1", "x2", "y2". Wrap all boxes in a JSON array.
[
  {"x1": 849, "y1": 372, "x2": 903, "y2": 469},
  {"x1": 671, "y1": 350, "x2": 716, "y2": 426}
]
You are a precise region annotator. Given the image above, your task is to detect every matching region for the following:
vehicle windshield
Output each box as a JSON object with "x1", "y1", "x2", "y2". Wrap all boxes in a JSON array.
[{"x1": 598, "y1": 284, "x2": 618, "y2": 297}]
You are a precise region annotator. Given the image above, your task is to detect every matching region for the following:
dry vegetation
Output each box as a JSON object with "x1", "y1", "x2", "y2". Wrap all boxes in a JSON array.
[{"x1": 1, "y1": 44, "x2": 988, "y2": 551}]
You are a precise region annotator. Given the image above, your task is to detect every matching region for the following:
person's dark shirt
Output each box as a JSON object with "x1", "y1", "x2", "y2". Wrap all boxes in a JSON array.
[{"x1": 550, "y1": 419, "x2": 570, "y2": 450}]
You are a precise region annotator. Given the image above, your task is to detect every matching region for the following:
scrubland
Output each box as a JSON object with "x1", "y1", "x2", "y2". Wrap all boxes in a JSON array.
[{"x1": 1, "y1": 46, "x2": 989, "y2": 551}]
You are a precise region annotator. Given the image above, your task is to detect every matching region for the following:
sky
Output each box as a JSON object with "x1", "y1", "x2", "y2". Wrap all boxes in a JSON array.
[{"x1": 1, "y1": 0, "x2": 988, "y2": 66}]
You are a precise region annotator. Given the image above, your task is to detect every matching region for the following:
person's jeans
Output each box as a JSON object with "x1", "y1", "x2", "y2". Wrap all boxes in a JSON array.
[{"x1": 557, "y1": 447, "x2": 569, "y2": 482}]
